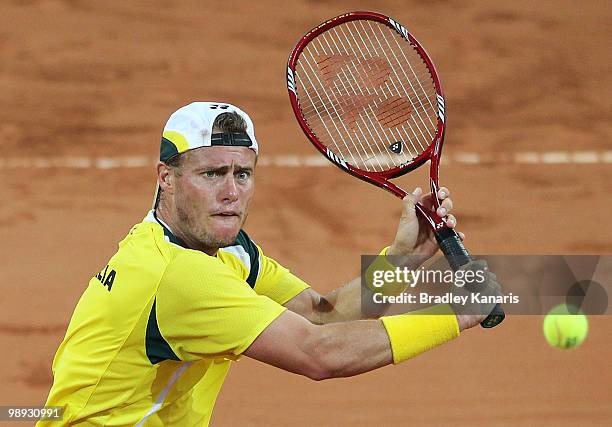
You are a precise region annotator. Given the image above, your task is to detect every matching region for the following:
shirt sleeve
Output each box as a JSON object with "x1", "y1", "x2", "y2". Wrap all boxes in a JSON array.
[
  {"x1": 253, "y1": 245, "x2": 310, "y2": 305},
  {"x1": 155, "y1": 250, "x2": 286, "y2": 361}
]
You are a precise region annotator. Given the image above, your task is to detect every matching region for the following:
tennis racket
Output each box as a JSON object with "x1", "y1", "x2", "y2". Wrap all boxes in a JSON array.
[{"x1": 286, "y1": 11, "x2": 504, "y2": 328}]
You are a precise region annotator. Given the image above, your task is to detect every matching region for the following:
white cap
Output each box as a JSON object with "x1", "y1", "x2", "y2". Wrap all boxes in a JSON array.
[{"x1": 160, "y1": 101, "x2": 258, "y2": 161}]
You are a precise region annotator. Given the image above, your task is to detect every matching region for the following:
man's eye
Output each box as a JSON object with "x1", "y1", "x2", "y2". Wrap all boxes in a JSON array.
[
  {"x1": 204, "y1": 171, "x2": 217, "y2": 178},
  {"x1": 237, "y1": 171, "x2": 251, "y2": 180}
]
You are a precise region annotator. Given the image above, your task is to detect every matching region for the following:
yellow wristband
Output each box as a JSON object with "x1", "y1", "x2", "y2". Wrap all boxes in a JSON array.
[
  {"x1": 381, "y1": 305, "x2": 460, "y2": 364},
  {"x1": 364, "y1": 247, "x2": 414, "y2": 297}
]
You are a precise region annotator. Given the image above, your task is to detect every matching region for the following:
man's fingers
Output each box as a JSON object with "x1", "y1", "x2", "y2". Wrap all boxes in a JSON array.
[
  {"x1": 401, "y1": 187, "x2": 422, "y2": 217},
  {"x1": 436, "y1": 199, "x2": 453, "y2": 217},
  {"x1": 410, "y1": 187, "x2": 455, "y2": 221},
  {"x1": 458, "y1": 231, "x2": 466, "y2": 241},
  {"x1": 445, "y1": 214, "x2": 457, "y2": 228},
  {"x1": 440, "y1": 197, "x2": 453, "y2": 212},
  {"x1": 406, "y1": 187, "x2": 423, "y2": 205},
  {"x1": 420, "y1": 187, "x2": 454, "y2": 216},
  {"x1": 411, "y1": 187, "x2": 423, "y2": 203},
  {"x1": 419, "y1": 192, "x2": 433, "y2": 210},
  {"x1": 420, "y1": 192, "x2": 440, "y2": 213},
  {"x1": 437, "y1": 187, "x2": 450, "y2": 199},
  {"x1": 436, "y1": 187, "x2": 453, "y2": 216}
]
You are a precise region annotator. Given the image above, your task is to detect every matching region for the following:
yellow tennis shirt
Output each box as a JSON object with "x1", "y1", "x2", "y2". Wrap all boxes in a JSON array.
[{"x1": 38, "y1": 211, "x2": 309, "y2": 426}]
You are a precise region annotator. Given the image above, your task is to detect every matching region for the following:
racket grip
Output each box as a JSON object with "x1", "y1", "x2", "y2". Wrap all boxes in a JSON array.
[
  {"x1": 434, "y1": 227, "x2": 505, "y2": 328},
  {"x1": 435, "y1": 227, "x2": 471, "y2": 270},
  {"x1": 480, "y1": 304, "x2": 505, "y2": 329}
]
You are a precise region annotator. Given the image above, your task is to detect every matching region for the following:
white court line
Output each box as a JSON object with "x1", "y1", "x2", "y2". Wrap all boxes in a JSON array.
[
  {"x1": 541, "y1": 152, "x2": 570, "y2": 164},
  {"x1": 0, "y1": 151, "x2": 611, "y2": 169},
  {"x1": 572, "y1": 151, "x2": 599, "y2": 163},
  {"x1": 453, "y1": 153, "x2": 481, "y2": 164}
]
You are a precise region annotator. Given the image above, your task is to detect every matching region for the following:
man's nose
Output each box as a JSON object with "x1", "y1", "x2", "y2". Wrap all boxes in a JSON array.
[{"x1": 220, "y1": 174, "x2": 239, "y2": 202}]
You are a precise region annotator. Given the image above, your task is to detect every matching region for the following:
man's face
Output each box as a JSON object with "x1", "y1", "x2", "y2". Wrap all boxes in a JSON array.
[{"x1": 168, "y1": 146, "x2": 256, "y2": 253}]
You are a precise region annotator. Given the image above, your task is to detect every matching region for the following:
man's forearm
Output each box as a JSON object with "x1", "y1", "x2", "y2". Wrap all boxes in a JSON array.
[
  {"x1": 317, "y1": 248, "x2": 422, "y2": 323},
  {"x1": 318, "y1": 276, "x2": 393, "y2": 323},
  {"x1": 307, "y1": 319, "x2": 393, "y2": 378},
  {"x1": 246, "y1": 308, "x2": 460, "y2": 381},
  {"x1": 245, "y1": 310, "x2": 392, "y2": 380},
  {"x1": 284, "y1": 251, "x2": 422, "y2": 324},
  {"x1": 311, "y1": 308, "x2": 461, "y2": 378},
  {"x1": 288, "y1": 275, "x2": 406, "y2": 325}
]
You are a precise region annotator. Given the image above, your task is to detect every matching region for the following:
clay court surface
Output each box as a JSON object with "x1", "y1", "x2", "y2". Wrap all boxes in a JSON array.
[{"x1": 1, "y1": 0, "x2": 611, "y2": 425}]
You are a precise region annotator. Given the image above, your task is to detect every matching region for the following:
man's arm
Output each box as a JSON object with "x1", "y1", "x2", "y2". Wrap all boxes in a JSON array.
[
  {"x1": 244, "y1": 309, "x2": 392, "y2": 380},
  {"x1": 283, "y1": 277, "x2": 365, "y2": 325},
  {"x1": 285, "y1": 187, "x2": 462, "y2": 324},
  {"x1": 247, "y1": 259, "x2": 500, "y2": 381},
  {"x1": 245, "y1": 300, "x2": 493, "y2": 381},
  {"x1": 244, "y1": 260, "x2": 500, "y2": 380}
]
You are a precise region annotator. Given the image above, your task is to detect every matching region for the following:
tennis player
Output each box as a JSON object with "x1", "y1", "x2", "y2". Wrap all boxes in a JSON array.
[{"x1": 39, "y1": 102, "x2": 499, "y2": 426}]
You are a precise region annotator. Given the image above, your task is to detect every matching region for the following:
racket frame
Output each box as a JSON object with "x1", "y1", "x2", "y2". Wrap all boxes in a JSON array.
[{"x1": 287, "y1": 10, "x2": 446, "y2": 230}]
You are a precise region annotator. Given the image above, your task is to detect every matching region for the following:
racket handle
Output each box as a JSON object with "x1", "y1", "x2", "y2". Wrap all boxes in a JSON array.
[
  {"x1": 435, "y1": 227, "x2": 471, "y2": 270},
  {"x1": 480, "y1": 304, "x2": 505, "y2": 329},
  {"x1": 434, "y1": 227, "x2": 505, "y2": 329}
]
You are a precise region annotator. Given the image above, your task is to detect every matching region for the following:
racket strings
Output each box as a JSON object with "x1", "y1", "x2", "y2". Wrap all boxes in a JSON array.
[
  {"x1": 349, "y1": 20, "x2": 437, "y2": 151},
  {"x1": 300, "y1": 29, "x2": 437, "y2": 156},
  {"x1": 332, "y1": 24, "x2": 416, "y2": 169},
  {"x1": 348, "y1": 22, "x2": 429, "y2": 163},
  {"x1": 365, "y1": 20, "x2": 437, "y2": 129},
  {"x1": 294, "y1": 19, "x2": 439, "y2": 172},
  {"x1": 361, "y1": 21, "x2": 437, "y2": 142},
  {"x1": 318, "y1": 28, "x2": 393, "y2": 170},
  {"x1": 298, "y1": 49, "x2": 368, "y2": 168}
]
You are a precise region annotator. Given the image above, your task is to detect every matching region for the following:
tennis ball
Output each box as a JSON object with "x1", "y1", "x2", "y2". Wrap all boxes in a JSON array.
[{"x1": 543, "y1": 304, "x2": 588, "y2": 349}]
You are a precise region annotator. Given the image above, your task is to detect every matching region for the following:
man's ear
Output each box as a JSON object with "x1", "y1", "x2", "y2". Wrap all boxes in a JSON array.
[{"x1": 157, "y1": 162, "x2": 174, "y2": 194}]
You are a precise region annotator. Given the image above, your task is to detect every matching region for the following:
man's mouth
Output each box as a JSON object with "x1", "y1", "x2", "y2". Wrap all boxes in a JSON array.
[{"x1": 212, "y1": 211, "x2": 240, "y2": 218}]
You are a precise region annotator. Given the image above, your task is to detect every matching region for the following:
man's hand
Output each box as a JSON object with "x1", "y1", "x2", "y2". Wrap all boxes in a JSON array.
[
  {"x1": 387, "y1": 187, "x2": 463, "y2": 268},
  {"x1": 453, "y1": 259, "x2": 503, "y2": 331}
]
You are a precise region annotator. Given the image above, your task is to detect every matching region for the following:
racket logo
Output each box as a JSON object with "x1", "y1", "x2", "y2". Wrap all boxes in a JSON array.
[
  {"x1": 436, "y1": 94, "x2": 445, "y2": 123},
  {"x1": 287, "y1": 67, "x2": 297, "y2": 94},
  {"x1": 325, "y1": 148, "x2": 348, "y2": 169},
  {"x1": 389, "y1": 18, "x2": 409, "y2": 41},
  {"x1": 388, "y1": 141, "x2": 403, "y2": 154}
]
